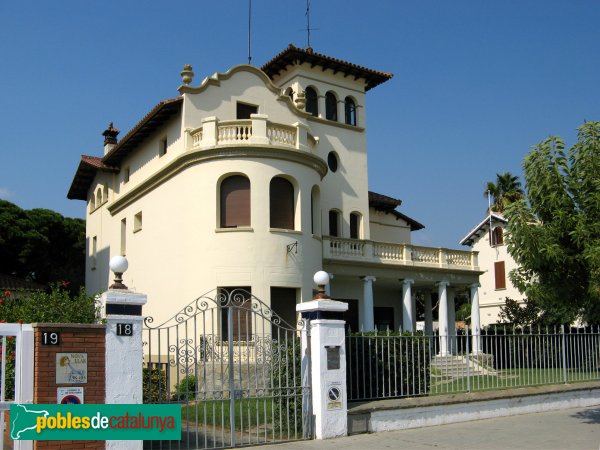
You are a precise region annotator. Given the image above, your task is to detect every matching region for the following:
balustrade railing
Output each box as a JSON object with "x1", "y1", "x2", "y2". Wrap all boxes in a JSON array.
[
  {"x1": 411, "y1": 246, "x2": 439, "y2": 265},
  {"x1": 267, "y1": 123, "x2": 296, "y2": 146},
  {"x1": 330, "y1": 238, "x2": 364, "y2": 257},
  {"x1": 189, "y1": 117, "x2": 310, "y2": 150},
  {"x1": 218, "y1": 121, "x2": 252, "y2": 143},
  {"x1": 373, "y1": 242, "x2": 403, "y2": 260},
  {"x1": 324, "y1": 237, "x2": 477, "y2": 270}
]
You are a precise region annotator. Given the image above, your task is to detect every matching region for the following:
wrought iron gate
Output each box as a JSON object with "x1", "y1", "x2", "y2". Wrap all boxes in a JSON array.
[{"x1": 143, "y1": 289, "x2": 311, "y2": 449}]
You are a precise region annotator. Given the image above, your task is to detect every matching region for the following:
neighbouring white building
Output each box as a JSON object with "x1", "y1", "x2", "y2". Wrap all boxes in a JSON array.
[
  {"x1": 68, "y1": 44, "x2": 482, "y2": 343},
  {"x1": 460, "y1": 212, "x2": 524, "y2": 325}
]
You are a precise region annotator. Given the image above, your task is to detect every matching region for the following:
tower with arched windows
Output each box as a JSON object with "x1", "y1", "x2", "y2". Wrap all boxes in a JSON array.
[{"x1": 69, "y1": 44, "x2": 481, "y2": 333}]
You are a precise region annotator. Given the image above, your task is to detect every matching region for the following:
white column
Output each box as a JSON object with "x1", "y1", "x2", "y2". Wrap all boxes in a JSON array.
[
  {"x1": 437, "y1": 281, "x2": 450, "y2": 356},
  {"x1": 102, "y1": 289, "x2": 147, "y2": 450},
  {"x1": 402, "y1": 279, "x2": 414, "y2": 332},
  {"x1": 447, "y1": 289, "x2": 456, "y2": 354},
  {"x1": 325, "y1": 273, "x2": 334, "y2": 297},
  {"x1": 297, "y1": 300, "x2": 349, "y2": 440},
  {"x1": 317, "y1": 95, "x2": 326, "y2": 119},
  {"x1": 412, "y1": 292, "x2": 417, "y2": 331},
  {"x1": 470, "y1": 283, "x2": 482, "y2": 355},
  {"x1": 424, "y1": 290, "x2": 434, "y2": 336},
  {"x1": 361, "y1": 276, "x2": 376, "y2": 331}
]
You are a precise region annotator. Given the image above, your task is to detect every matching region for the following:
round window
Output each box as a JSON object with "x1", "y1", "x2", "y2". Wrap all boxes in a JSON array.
[{"x1": 327, "y1": 152, "x2": 338, "y2": 173}]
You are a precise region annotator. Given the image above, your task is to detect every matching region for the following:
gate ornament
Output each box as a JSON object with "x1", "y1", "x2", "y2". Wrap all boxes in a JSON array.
[{"x1": 142, "y1": 288, "x2": 311, "y2": 448}]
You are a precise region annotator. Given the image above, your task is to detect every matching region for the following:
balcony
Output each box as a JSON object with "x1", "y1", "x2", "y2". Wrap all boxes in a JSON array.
[
  {"x1": 187, "y1": 115, "x2": 318, "y2": 152},
  {"x1": 323, "y1": 237, "x2": 479, "y2": 272}
]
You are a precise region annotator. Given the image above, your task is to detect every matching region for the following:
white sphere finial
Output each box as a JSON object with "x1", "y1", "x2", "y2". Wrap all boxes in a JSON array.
[
  {"x1": 109, "y1": 255, "x2": 128, "y2": 274},
  {"x1": 109, "y1": 256, "x2": 128, "y2": 289},
  {"x1": 313, "y1": 270, "x2": 330, "y2": 286},
  {"x1": 313, "y1": 271, "x2": 330, "y2": 300}
]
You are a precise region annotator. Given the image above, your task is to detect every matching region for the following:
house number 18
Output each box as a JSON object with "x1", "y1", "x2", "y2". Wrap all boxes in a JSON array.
[{"x1": 116, "y1": 323, "x2": 133, "y2": 336}]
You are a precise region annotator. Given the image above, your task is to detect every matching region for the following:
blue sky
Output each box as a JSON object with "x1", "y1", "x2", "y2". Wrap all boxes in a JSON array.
[{"x1": 1, "y1": 1, "x2": 598, "y2": 248}]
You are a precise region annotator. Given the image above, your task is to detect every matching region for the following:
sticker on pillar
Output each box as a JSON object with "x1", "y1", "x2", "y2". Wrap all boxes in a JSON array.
[
  {"x1": 56, "y1": 353, "x2": 88, "y2": 384},
  {"x1": 57, "y1": 387, "x2": 84, "y2": 404},
  {"x1": 327, "y1": 385, "x2": 342, "y2": 410}
]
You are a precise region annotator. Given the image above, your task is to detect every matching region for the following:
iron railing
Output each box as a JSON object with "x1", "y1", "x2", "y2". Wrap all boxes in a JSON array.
[{"x1": 346, "y1": 326, "x2": 600, "y2": 402}]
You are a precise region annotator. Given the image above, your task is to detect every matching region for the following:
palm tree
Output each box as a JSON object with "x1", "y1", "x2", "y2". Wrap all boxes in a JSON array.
[{"x1": 484, "y1": 172, "x2": 524, "y2": 213}]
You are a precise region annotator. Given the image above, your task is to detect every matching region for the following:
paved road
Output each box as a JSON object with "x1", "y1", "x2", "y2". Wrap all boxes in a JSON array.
[{"x1": 255, "y1": 405, "x2": 600, "y2": 450}]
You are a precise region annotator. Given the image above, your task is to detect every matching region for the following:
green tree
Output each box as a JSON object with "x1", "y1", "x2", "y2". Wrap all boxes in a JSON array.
[
  {"x1": 0, "y1": 284, "x2": 99, "y2": 324},
  {"x1": 0, "y1": 200, "x2": 85, "y2": 290},
  {"x1": 484, "y1": 172, "x2": 524, "y2": 213},
  {"x1": 505, "y1": 121, "x2": 600, "y2": 325}
]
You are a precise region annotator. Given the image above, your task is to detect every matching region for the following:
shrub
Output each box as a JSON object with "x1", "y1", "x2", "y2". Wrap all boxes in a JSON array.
[
  {"x1": 346, "y1": 331, "x2": 431, "y2": 400},
  {"x1": 173, "y1": 374, "x2": 198, "y2": 402},
  {"x1": 142, "y1": 367, "x2": 169, "y2": 403}
]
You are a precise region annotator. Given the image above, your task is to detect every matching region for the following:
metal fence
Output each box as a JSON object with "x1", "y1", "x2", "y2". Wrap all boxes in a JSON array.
[
  {"x1": 346, "y1": 326, "x2": 600, "y2": 402},
  {"x1": 143, "y1": 289, "x2": 310, "y2": 450}
]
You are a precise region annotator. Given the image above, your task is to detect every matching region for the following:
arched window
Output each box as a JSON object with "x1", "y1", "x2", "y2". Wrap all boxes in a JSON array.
[
  {"x1": 270, "y1": 177, "x2": 295, "y2": 229},
  {"x1": 350, "y1": 212, "x2": 361, "y2": 239},
  {"x1": 491, "y1": 227, "x2": 504, "y2": 246},
  {"x1": 96, "y1": 188, "x2": 102, "y2": 206},
  {"x1": 325, "y1": 91, "x2": 337, "y2": 121},
  {"x1": 305, "y1": 87, "x2": 318, "y2": 117},
  {"x1": 329, "y1": 210, "x2": 341, "y2": 237},
  {"x1": 220, "y1": 175, "x2": 251, "y2": 228},
  {"x1": 345, "y1": 97, "x2": 357, "y2": 125},
  {"x1": 284, "y1": 87, "x2": 294, "y2": 99}
]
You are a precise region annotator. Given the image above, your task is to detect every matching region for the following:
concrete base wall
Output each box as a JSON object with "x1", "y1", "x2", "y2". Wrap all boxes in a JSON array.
[{"x1": 348, "y1": 383, "x2": 600, "y2": 434}]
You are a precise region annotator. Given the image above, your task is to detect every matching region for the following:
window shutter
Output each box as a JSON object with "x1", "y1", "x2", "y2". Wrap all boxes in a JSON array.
[
  {"x1": 494, "y1": 261, "x2": 506, "y2": 289},
  {"x1": 350, "y1": 213, "x2": 360, "y2": 239},
  {"x1": 329, "y1": 210, "x2": 339, "y2": 237},
  {"x1": 270, "y1": 177, "x2": 295, "y2": 229},
  {"x1": 221, "y1": 176, "x2": 250, "y2": 227}
]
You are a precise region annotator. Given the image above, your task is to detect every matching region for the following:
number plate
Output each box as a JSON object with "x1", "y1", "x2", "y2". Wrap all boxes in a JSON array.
[
  {"x1": 42, "y1": 332, "x2": 60, "y2": 345},
  {"x1": 116, "y1": 323, "x2": 133, "y2": 336}
]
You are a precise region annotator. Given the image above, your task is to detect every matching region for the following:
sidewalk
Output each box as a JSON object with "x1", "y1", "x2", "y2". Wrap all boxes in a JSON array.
[{"x1": 254, "y1": 405, "x2": 600, "y2": 450}]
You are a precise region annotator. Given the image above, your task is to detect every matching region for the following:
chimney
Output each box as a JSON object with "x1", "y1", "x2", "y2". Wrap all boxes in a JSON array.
[{"x1": 102, "y1": 122, "x2": 119, "y2": 155}]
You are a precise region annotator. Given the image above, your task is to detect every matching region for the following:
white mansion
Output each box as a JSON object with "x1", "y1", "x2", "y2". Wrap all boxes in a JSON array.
[{"x1": 68, "y1": 44, "x2": 482, "y2": 344}]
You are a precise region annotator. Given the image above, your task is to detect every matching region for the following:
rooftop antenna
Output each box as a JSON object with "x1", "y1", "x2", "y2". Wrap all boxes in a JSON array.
[
  {"x1": 247, "y1": 0, "x2": 252, "y2": 64},
  {"x1": 304, "y1": 0, "x2": 319, "y2": 49}
]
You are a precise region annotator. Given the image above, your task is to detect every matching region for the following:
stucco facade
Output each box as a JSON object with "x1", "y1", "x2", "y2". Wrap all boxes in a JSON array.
[
  {"x1": 69, "y1": 45, "x2": 482, "y2": 338},
  {"x1": 460, "y1": 213, "x2": 524, "y2": 325}
]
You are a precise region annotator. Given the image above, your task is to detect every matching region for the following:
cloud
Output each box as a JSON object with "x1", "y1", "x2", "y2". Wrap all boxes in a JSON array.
[{"x1": 0, "y1": 187, "x2": 14, "y2": 199}]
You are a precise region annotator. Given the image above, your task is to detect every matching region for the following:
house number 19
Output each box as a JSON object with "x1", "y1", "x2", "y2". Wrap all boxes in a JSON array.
[
  {"x1": 41, "y1": 332, "x2": 60, "y2": 345},
  {"x1": 116, "y1": 323, "x2": 133, "y2": 336}
]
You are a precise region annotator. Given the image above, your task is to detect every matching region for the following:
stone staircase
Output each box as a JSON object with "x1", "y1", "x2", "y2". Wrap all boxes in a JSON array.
[{"x1": 431, "y1": 354, "x2": 496, "y2": 379}]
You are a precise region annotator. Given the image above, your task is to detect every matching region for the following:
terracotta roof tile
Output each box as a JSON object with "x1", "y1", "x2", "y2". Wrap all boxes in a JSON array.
[
  {"x1": 261, "y1": 44, "x2": 393, "y2": 91},
  {"x1": 368, "y1": 191, "x2": 424, "y2": 231}
]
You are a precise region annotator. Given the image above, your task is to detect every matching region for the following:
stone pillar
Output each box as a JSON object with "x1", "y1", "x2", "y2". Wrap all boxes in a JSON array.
[
  {"x1": 402, "y1": 279, "x2": 414, "y2": 333},
  {"x1": 448, "y1": 289, "x2": 456, "y2": 354},
  {"x1": 297, "y1": 300, "x2": 348, "y2": 440},
  {"x1": 437, "y1": 281, "x2": 450, "y2": 356},
  {"x1": 249, "y1": 114, "x2": 269, "y2": 145},
  {"x1": 470, "y1": 283, "x2": 482, "y2": 355},
  {"x1": 361, "y1": 276, "x2": 376, "y2": 331},
  {"x1": 424, "y1": 290, "x2": 434, "y2": 336},
  {"x1": 102, "y1": 288, "x2": 147, "y2": 450},
  {"x1": 200, "y1": 116, "x2": 218, "y2": 147}
]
